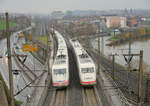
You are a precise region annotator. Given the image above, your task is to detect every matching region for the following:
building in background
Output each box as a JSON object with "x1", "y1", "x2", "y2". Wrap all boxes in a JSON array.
[
  {"x1": 127, "y1": 19, "x2": 137, "y2": 27},
  {"x1": 105, "y1": 16, "x2": 127, "y2": 28},
  {"x1": 51, "y1": 11, "x2": 64, "y2": 19}
]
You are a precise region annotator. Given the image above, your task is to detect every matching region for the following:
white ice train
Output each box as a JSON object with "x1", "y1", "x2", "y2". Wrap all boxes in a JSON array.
[
  {"x1": 70, "y1": 40, "x2": 96, "y2": 86},
  {"x1": 52, "y1": 31, "x2": 69, "y2": 87}
]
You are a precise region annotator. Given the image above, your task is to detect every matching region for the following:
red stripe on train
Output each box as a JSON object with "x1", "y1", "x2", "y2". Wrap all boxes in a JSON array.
[
  {"x1": 80, "y1": 81, "x2": 96, "y2": 84},
  {"x1": 53, "y1": 81, "x2": 68, "y2": 85}
]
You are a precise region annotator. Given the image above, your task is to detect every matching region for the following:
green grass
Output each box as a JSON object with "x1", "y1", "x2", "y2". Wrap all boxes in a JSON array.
[
  {"x1": 110, "y1": 38, "x2": 119, "y2": 41},
  {"x1": 0, "y1": 20, "x2": 17, "y2": 30},
  {"x1": 35, "y1": 36, "x2": 50, "y2": 45}
]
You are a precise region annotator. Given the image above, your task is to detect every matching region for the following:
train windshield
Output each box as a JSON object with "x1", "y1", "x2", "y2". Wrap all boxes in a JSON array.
[
  {"x1": 81, "y1": 67, "x2": 94, "y2": 73},
  {"x1": 54, "y1": 68, "x2": 66, "y2": 75}
]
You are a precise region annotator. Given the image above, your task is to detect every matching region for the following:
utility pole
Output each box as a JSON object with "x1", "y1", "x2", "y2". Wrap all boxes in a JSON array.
[
  {"x1": 101, "y1": 28, "x2": 104, "y2": 54},
  {"x1": 112, "y1": 55, "x2": 115, "y2": 80},
  {"x1": 46, "y1": 27, "x2": 50, "y2": 75},
  {"x1": 101, "y1": 37, "x2": 104, "y2": 54},
  {"x1": 110, "y1": 53, "x2": 118, "y2": 80},
  {"x1": 123, "y1": 50, "x2": 144, "y2": 106},
  {"x1": 114, "y1": 29, "x2": 116, "y2": 38},
  {"x1": 128, "y1": 30, "x2": 132, "y2": 69},
  {"x1": 138, "y1": 50, "x2": 143, "y2": 106},
  {"x1": 127, "y1": 30, "x2": 132, "y2": 99},
  {"x1": 98, "y1": 33, "x2": 100, "y2": 74},
  {"x1": 6, "y1": 12, "x2": 15, "y2": 106},
  {"x1": 124, "y1": 30, "x2": 132, "y2": 99}
]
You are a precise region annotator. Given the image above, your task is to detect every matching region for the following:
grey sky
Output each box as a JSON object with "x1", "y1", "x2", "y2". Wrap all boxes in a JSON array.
[{"x1": 0, "y1": 0, "x2": 150, "y2": 14}]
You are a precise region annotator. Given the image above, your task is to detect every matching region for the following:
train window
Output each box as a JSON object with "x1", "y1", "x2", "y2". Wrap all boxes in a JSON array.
[
  {"x1": 54, "y1": 68, "x2": 66, "y2": 75},
  {"x1": 57, "y1": 55, "x2": 66, "y2": 59},
  {"x1": 79, "y1": 54, "x2": 88, "y2": 59},
  {"x1": 55, "y1": 59, "x2": 66, "y2": 64},
  {"x1": 81, "y1": 67, "x2": 94, "y2": 73}
]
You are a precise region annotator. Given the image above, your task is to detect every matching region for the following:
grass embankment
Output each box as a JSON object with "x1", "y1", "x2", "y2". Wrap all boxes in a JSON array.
[
  {"x1": 35, "y1": 36, "x2": 50, "y2": 45},
  {"x1": 0, "y1": 73, "x2": 22, "y2": 106},
  {"x1": 34, "y1": 36, "x2": 51, "y2": 63},
  {"x1": 0, "y1": 20, "x2": 17, "y2": 30},
  {"x1": 0, "y1": 20, "x2": 18, "y2": 40}
]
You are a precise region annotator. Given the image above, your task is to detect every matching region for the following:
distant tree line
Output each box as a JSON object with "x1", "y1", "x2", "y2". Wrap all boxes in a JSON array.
[{"x1": 107, "y1": 27, "x2": 150, "y2": 46}]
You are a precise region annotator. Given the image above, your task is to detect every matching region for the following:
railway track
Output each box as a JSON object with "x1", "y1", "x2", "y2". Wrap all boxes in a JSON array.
[
  {"x1": 82, "y1": 86, "x2": 102, "y2": 106},
  {"x1": 44, "y1": 31, "x2": 103, "y2": 106},
  {"x1": 86, "y1": 48, "x2": 136, "y2": 105},
  {"x1": 13, "y1": 51, "x2": 36, "y2": 82},
  {"x1": 50, "y1": 88, "x2": 68, "y2": 106},
  {"x1": 101, "y1": 63, "x2": 137, "y2": 105},
  {"x1": 68, "y1": 48, "x2": 83, "y2": 106}
]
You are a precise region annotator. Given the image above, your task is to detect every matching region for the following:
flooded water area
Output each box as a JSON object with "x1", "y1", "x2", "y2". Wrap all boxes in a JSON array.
[{"x1": 91, "y1": 36, "x2": 150, "y2": 74}]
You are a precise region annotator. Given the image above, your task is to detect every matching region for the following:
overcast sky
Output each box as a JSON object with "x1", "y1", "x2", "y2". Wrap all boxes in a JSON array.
[{"x1": 0, "y1": 0, "x2": 150, "y2": 14}]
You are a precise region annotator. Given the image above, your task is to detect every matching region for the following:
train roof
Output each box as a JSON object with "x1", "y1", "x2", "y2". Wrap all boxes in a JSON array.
[
  {"x1": 79, "y1": 53, "x2": 91, "y2": 63},
  {"x1": 71, "y1": 40, "x2": 82, "y2": 48},
  {"x1": 54, "y1": 32, "x2": 67, "y2": 59},
  {"x1": 53, "y1": 50, "x2": 68, "y2": 65},
  {"x1": 57, "y1": 49, "x2": 68, "y2": 56},
  {"x1": 55, "y1": 55, "x2": 66, "y2": 64},
  {"x1": 56, "y1": 31, "x2": 67, "y2": 50},
  {"x1": 70, "y1": 39, "x2": 95, "y2": 67},
  {"x1": 52, "y1": 30, "x2": 68, "y2": 68}
]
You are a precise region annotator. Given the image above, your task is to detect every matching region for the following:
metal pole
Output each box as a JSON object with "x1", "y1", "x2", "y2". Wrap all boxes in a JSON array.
[
  {"x1": 98, "y1": 37, "x2": 100, "y2": 74},
  {"x1": 127, "y1": 31, "x2": 132, "y2": 98},
  {"x1": 33, "y1": 54, "x2": 35, "y2": 72},
  {"x1": 112, "y1": 55, "x2": 115, "y2": 80},
  {"x1": 101, "y1": 29, "x2": 104, "y2": 54},
  {"x1": 113, "y1": 30, "x2": 116, "y2": 49},
  {"x1": 138, "y1": 50, "x2": 143, "y2": 106},
  {"x1": 128, "y1": 31, "x2": 132, "y2": 69},
  {"x1": 6, "y1": 12, "x2": 15, "y2": 106},
  {"x1": 114, "y1": 30, "x2": 116, "y2": 38},
  {"x1": 46, "y1": 28, "x2": 50, "y2": 75}
]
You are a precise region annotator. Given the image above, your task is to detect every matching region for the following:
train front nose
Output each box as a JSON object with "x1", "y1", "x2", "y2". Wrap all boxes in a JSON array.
[
  {"x1": 81, "y1": 74, "x2": 96, "y2": 86},
  {"x1": 53, "y1": 74, "x2": 68, "y2": 87}
]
